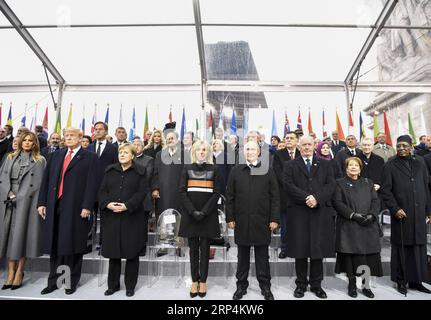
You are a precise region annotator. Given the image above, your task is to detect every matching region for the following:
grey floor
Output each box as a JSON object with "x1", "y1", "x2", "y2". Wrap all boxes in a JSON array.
[{"x1": 0, "y1": 272, "x2": 430, "y2": 300}]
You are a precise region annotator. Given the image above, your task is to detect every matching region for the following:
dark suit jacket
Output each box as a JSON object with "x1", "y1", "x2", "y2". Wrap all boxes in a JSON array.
[
  {"x1": 88, "y1": 141, "x2": 119, "y2": 192},
  {"x1": 331, "y1": 140, "x2": 346, "y2": 156},
  {"x1": 272, "y1": 148, "x2": 300, "y2": 213},
  {"x1": 37, "y1": 147, "x2": 98, "y2": 255},
  {"x1": 334, "y1": 147, "x2": 363, "y2": 178}
]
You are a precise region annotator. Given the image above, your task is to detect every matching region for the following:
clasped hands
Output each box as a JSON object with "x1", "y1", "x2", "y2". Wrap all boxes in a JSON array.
[
  {"x1": 107, "y1": 202, "x2": 128, "y2": 213},
  {"x1": 351, "y1": 212, "x2": 375, "y2": 226},
  {"x1": 305, "y1": 195, "x2": 318, "y2": 208}
]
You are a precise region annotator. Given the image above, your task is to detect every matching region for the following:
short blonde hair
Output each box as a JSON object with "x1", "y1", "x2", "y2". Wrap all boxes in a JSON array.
[
  {"x1": 191, "y1": 140, "x2": 213, "y2": 164},
  {"x1": 63, "y1": 127, "x2": 83, "y2": 137},
  {"x1": 118, "y1": 143, "x2": 137, "y2": 157}
]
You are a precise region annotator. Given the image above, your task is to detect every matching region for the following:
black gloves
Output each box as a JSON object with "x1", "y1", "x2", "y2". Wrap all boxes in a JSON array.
[
  {"x1": 192, "y1": 211, "x2": 206, "y2": 221},
  {"x1": 351, "y1": 213, "x2": 366, "y2": 224},
  {"x1": 361, "y1": 214, "x2": 375, "y2": 226},
  {"x1": 351, "y1": 213, "x2": 375, "y2": 226}
]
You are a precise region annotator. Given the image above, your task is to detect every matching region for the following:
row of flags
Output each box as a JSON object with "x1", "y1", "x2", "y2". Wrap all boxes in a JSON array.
[{"x1": 0, "y1": 103, "x2": 420, "y2": 145}]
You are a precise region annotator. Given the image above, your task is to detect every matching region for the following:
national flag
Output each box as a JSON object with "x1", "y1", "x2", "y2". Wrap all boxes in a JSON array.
[
  {"x1": 297, "y1": 108, "x2": 302, "y2": 130},
  {"x1": 207, "y1": 109, "x2": 214, "y2": 143},
  {"x1": 383, "y1": 111, "x2": 393, "y2": 146},
  {"x1": 359, "y1": 112, "x2": 365, "y2": 141},
  {"x1": 180, "y1": 107, "x2": 186, "y2": 141},
  {"x1": 91, "y1": 104, "x2": 97, "y2": 139},
  {"x1": 348, "y1": 109, "x2": 354, "y2": 135},
  {"x1": 243, "y1": 107, "x2": 249, "y2": 136},
  {"x1": 118, "y1": 104, "x2": 123, "y2": 127},
  {"x1": 81, "y1": 105, "x2": 86, "y2": 135},
  {"x1": 66, "y1": 104, "x2": 73, "y2": 128},
  {"x1": 104, "y1": 104, "x2": 109, "y2": 128},
  {"x1": 335, "y1": 111, "x2": 345, "y2": 141},
  {"x1": 307, "y1": 109, "x2": 313, "y2": 134},
  {"x1": 6, "y1": 103, "x2": 12, "y2": 126},
  {"x1": 322, "y1": 109, "x2": 327, "y2": 137},
  {"x1": 54, "y1": 108, "x2": 62, "y2": 134},
  {"x1": 195, "y1": 118, "x2": 199, "y2": 138},
  {"x1": 284, "y1": 112, "x2": 291, "y2": 137},
  {"x1": 230, "y1": 108, "x2": 237, "y2": 135},
  {"x1": 271, "y1": 109, "x2": 277, "y2": 137},
  {"x1": 408, "y1": 112, "x2": 416, "y2": 144},
  {"x1": 21, "y1": 104, "x2": 27, "y2": 127},
  {"x1": 169, "y1": 106, "x2": 173, "y2": 123},
  {"x1": 42, "y1": 106, "x2": 48, "y2": 137},
  {"x1": 218, "y1": 104, "x2": 224, "y2": 129},
  {"x1": 129, "y1": 106, "x2": 136, "y2": 140},
  {"x1": 373, "y1": 112, "x2": 380, "y2": 142},
  {"x1": 143, "y1": 105, "x2": 149, "y2": 141}
]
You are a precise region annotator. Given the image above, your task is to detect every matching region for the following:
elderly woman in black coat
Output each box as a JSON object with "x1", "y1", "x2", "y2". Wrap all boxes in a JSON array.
[
  {"x1": 99, "y1": 144, "x2": 148, "y2": 297},
  {"x1": 179, "y1": 140, "x2": 220, "y2": 298},
  {"x1": 333, "y1": 156, "x2": 382, "y2": 299}
]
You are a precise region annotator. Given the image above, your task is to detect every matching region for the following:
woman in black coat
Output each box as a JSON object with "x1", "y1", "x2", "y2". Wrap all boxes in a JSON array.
[
  {"x1": 99, "y1": 144, "x2": 148, "y2": 297},
  {"x1": 333, "y1": 157, "x2": 382, "y2": 299},
  {"x1": 178, "y1": 140, "x2": 220, "y2": 298},
  {"x1": 143, "y1": 130, "x2": 164, "y2": 159}
]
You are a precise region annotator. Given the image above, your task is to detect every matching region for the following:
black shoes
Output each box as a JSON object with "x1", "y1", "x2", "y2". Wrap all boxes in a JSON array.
[
  {"x1": 41, "y1": 286, "x2": 58, "y2": 295},
  {"x1": 293, "y1": 286, "x2": 306, "y2": 298},
  {"x1": 104, "y1": 287, "x2": 120, "y2": 296},
  {"x1": 348, "y1": 285, "x2": 357, "y2": 298},
  {"x1": 232, "y1": 288, "x2": 247, "y2": 300},
  {"x1": 362, "y1": 288, "x2": 375, "y2": 298},
  {"x1": 126, "y1": 290, "x2": 135, "y2": 297},
  {"x1": 11, "y1": 284, "x2": 22, "y2": 290},
  {"x1": 409, "y1": 283, "x2": 431, "y2": 294},
  {"x1": 397, "y1": 281, "x2": 407, "y2": 295},
  {"x1": 278, "y1": 250, "x2": 287, "y2": 259},
  {"x1": 1, "y1": 284, "x2": 12, "y2": 290},
  {"x1": 65, "y1": 287, "x2": 76, "y2": 295},
  {"x1": 261, "y1": 288, "x2": 274, "y2": 300},
  {"x1": 310, "y1": 287, "x2": 327, "y2": 299}
]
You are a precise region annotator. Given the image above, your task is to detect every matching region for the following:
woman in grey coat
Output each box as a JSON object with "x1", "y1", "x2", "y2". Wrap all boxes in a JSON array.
[
  {"x1": 0, "y1": 132, "x2": 46, "y2": 290},
  {"x1": 333, "y1": 157, "x2": 382, "y2": 299}
]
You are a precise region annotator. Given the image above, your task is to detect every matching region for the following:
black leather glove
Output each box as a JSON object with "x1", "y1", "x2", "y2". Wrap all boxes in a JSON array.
[
  {"x1": 192, "y1": 211, "x2": 206, "y2": 221},
  {"x1": 360, "y1": 214, "x2": 375, "y2": 227},
  {"x1": 351, "y1": 213, "x2": 367, "y2": 225}
]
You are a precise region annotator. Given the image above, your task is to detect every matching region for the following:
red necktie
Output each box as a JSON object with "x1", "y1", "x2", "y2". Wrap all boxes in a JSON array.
[{"x1": 58, "y1": 149, "x2": 74, "y2": 198}]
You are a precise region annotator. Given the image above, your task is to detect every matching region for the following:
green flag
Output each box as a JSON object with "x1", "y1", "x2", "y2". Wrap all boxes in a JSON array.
[
  {"x1": 55, "y1": 108, "x2": 62, "y2": 134},
  {"x1": 408, "y1": 112, "x2": 416, "y2": 144},
  {"x1": 143, "y1": 106, "x2": 149, "y2": 140},
  {"x1": 373, "y1": 113, "x2": 380, "y2": 142}
]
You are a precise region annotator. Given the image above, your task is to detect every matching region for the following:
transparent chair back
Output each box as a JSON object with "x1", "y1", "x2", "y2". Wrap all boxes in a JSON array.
[{"x1": 155, "y1": 208, "x2": 182, "y2": 247}]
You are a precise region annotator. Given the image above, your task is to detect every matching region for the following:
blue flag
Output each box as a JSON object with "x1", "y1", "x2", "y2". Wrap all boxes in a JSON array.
[
  {"x1": 180, "y1": 107, "x2": 186, "y2": 141},
  {"x1": 230, "y1": 109, "x2": 237, "y2": 135},
  {"x1": 271, "y1": 109, "x2": 277, "y2": 137},
  {"x1": 129, "y1": 107, "x2": 136, "y2": 140},
  {"x1": 104, "y1": 106, "x2": 109, "y2": 127}
]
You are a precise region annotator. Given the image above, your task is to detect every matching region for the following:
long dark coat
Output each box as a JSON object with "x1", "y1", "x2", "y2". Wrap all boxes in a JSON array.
[
  {"x1": 358, "y1": 153, "x2": 384, "y2": 185},
  {"x1": 380, "y1": 156, "x2": 431, "y2": 246},
  {"x1": 151, "y1": 146, "x2": 184, "y2": 215},
  {"x1": 143, "y1": 144, "x2": 163, "y2": 159},
  {"x1": 178, "y1": 163, "x2": 220, "y2": 238},
  {"x1": 99, "y1": 163, "x2": 148, "y2": 259},
  {"x1": 272, "y1": 148, "x2": 300, "y2": 213},
  {"x1": 134, "y1": 154, "x2": 154, "y2": 212},
  {"x1": 283, "y1": 156, "x2": 336, "y2": 259},
  {"x1": 87, "y1": 141, "x2": 119, "y2": 191},
  {"x1": 37, "y1": 148, "x2": 98, "y2": 255},
  {"x1": 213, "y1": 152, "x2": 232, "y2": 196},
  {"x1": 333, "y1": 177, "x2": 381, "y2": 254},
  {"x1": 226, "y1": 163, "x2": 280, "y2": 246}
]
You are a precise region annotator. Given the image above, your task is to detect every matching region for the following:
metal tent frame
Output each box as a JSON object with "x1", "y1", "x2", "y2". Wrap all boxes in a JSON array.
[{"x1": 1, "y1": 0, "x2": 431, "y2": 118}]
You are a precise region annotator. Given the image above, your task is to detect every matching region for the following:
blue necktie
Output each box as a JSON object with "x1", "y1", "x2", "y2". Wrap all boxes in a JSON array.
[{"x1": 306, "y1": 158, "x2": 311, "y2": 173}]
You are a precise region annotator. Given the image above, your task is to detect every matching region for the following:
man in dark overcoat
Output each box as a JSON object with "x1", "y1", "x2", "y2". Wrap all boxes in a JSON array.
[
  {"x1": 334, "y1": 135, "x2": 362, "y2": 178},
  {"x1": 272, "y1": 131, "x2": 300, "y2": 259},
  {"x1": 226, "y1": 141, "x2": 280, "y2": 301},
  {"x1": 37, "y1": 127, "x2": 98, "y2": 295},
  {"x1": 380, "y1": 135, "x2": 431, "y2": 295},
  {"x1": 284, "y1": 135, "x2": 336, "y2": 299}
]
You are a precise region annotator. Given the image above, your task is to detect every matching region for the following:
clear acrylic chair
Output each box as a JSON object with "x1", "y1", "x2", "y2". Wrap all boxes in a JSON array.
[{"x1": 147, "y1": 209, "x2": 185, "y2": 288}]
